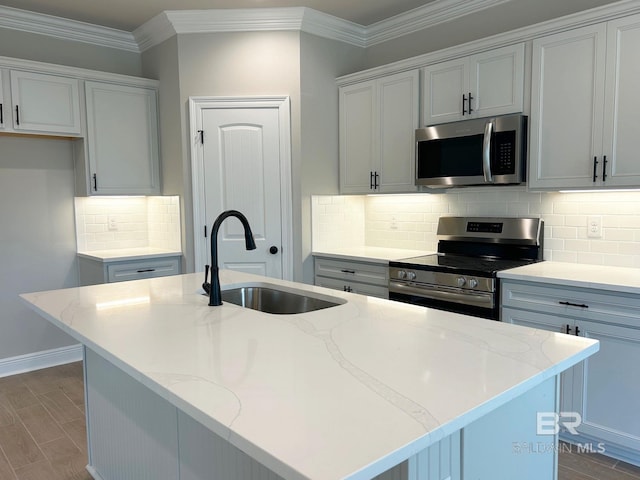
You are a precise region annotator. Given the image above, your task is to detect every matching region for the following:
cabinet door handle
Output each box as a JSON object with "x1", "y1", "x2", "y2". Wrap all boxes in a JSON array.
[
  {"x1": 468, "y1": 92, "x2": 474, "y2": 114},
  {"x1": 374, "y1": 171, "x2": 379, "y2": 189},
  {"x1": 0, "y1": 103, "x2": 3, "y2": 124},
  {"x1": 369, "y1": 171, "x2": 374, "y2": 190},
  {"x1": 92, "y1": 173, "x2": 98, "y2": 191},
  {"x1": 340, "y1": 269, "x2": 356, "y2": 274},
  {"x1": 136, "y1": 269, "x2": 156, "y2": 273},
  {"x1": 575, "y1": 325, "x2": 581, "y2": 336},
  {"x1": 565, "y1": 324, "x2": 572, "y2": 334},
  {"x1": 559, "y1": 301, "x2": 589, "y2": 308},
  {"x1": 15, "y1": 105, "x2": 19, "y2": 125},
  {"x1": 462, "y1": 93, "x2": 467, "y2": 115},
  {"x1": 593, "y1": 156, "x2": 599, "y2": 182},
  {"x1": 602, "y1": 155, "x2": 608, "y2": 182}
]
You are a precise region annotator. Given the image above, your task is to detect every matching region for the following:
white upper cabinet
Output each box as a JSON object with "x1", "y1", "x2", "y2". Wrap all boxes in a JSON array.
[
  {"x1": 9, "y1": 70, "x2": 82, "y2": 135},
  {"x1": 422, "y1": 43, "x2": 525, "y2": 125},
  {"x1": 0, "y1": 70, "x2": 5, "y2": 130},
  {"x1": 601, "y1": 14, "x2": 640, "y2": 187},
  {"x1": 340, "y1": 70, "x2": 419, "y2": 194},
  {"x1": 83, "y1": 81, "x2": 160, "y2": 195},
  {"x1": 530, "y1": 14, "x2": 640, "y2": 190}
]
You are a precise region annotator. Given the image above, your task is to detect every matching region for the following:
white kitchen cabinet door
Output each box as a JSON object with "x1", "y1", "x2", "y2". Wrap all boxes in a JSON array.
[
  {"x1": 422, "y1": 43, "x2": 524, "y2": 126},
  {"x1": 9, "y1": 70, "x2": 82, "y2": 135},
  {"x1": 422, "y1": 58, "x2": 468, "y2": 125},
  {"x1": 501, "y1": 307, "x2": 574, "y2": 414},
  {"x1": 339, "y1": 80, "x2": 377, "y2": 194},
  {"x1": 469, "y1": 43, "x2": 525, "y2": 119},
  {"x1": 0, "y1": 70, "x2": 6, "y2": 130},
  {"x1": 572, "y1": 320, "x2": 640, "y2": 453},
  {"x1": 529, "y1": 24, "x2": 608, "y2": 189},
  {"x1": 601, "y1": 13, "x2": 640, "y2": 187},
  {"x1": 377, "y1": 70, "x2": 419, "y2": 193},
  {"x1": 85, "y1": 81, "x2": 160, "y2": 195},
  {"x1": 339, "y1": 71, "x2": 418, "y2": 194}
]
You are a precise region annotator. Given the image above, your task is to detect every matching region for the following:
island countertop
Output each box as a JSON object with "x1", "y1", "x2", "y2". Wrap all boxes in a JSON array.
[{"x1": 21, "y1": 271, "x2": 598, "y2": 480}]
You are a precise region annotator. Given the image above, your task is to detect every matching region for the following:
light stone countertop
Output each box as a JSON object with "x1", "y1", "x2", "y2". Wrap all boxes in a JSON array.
[
  {"x1": 499, "y1": 261, "x2": 640, "y2": 295},
  {"x1": 77, "y1": 247, "x2": 182, "y2": 263},
  {"x1": 21, "y1": 270, "x2": 597, "y2": 480},
  {"x1": 312, "y1": 246, "x2": 434, "y2": 264}
]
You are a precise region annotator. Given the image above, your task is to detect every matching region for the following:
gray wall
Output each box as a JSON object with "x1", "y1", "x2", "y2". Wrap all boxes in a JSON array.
[
  {"x1": 362, "y1": 0, "x2": 621, "y2": 69},
  {"x1": 299, "y1": 33, "x2": 364, "y2": 282},
  {"x1": 0, "y1": 137, "x2": 79, "y2": 358},
  {"x1": 0, "y1": 28, "x2": 141, "y2": 76},
  {"x1": 0, "y1": 26, "x2": 142, "y2": 362}
]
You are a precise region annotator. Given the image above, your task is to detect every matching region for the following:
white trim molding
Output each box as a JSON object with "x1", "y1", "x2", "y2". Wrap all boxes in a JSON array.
[
  {"x1": 0, "y1": 344, "x2": 83, "y2": 378},
  {"x1": 0, "y1": 5, "x2": 139, "y2": 53},
  {"x1": 188, "y1": 96, "x2": 294, "y2": 282}
]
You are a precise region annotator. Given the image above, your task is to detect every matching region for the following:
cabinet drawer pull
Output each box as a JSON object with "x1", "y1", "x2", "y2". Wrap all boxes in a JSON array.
[
  {"x1": 340, "y1": 269, "x2": 356, "y2": 274},
  {"x1": 136, "y1": 268, "x2": 156, "y2": 273},
  {"x1": 559, "y1": 301, "x2": 589, "y2": 308}
]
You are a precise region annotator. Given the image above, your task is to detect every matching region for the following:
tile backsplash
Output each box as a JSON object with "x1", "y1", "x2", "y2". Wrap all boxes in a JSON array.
[
  {"x1": 75, "y1": 196, "x2": 181, "y2": 252},
  {"x1": 312, "y1": 188, "x2": 640, "y2": 268}
]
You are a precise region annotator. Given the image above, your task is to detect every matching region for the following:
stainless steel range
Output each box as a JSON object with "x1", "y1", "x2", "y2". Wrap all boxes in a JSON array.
[{"x1": 389, "y1": 217, "x2": 544, "y2": 320}]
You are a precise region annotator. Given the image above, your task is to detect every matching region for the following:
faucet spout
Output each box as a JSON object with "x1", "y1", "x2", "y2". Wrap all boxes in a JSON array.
[{"x1": 208, "y1": 210, "x2": 256, "y2": 306}]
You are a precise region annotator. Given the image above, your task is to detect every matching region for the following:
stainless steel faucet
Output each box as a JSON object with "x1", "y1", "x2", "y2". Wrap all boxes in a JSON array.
[{"x1": 203, "y1": 210, "x2": 256, "y2": 306}]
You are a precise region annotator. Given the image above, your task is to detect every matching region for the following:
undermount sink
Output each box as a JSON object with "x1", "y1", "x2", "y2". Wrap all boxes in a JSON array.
[{"x1": 220, "y1": 283, "x2": 346, "y2": 315}]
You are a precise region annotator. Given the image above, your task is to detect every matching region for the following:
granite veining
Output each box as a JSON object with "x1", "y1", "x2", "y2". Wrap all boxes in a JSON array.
[{"x1": 21, "y1": 270, "x2": 598, "y2": 480}]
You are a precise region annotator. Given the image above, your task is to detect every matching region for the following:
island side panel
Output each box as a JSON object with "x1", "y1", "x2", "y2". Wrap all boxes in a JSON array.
[
  {"x1": 462, "y1": 376, "x2": 559, "y2": 479},
  {"x1": 84, "y1": 348, "x2": 179, "y2": 480}
]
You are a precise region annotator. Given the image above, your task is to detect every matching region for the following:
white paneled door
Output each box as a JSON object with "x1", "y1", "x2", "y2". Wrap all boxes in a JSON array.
[{"x1": 190, "y1": 97, "x2": 292, "y2": 280}]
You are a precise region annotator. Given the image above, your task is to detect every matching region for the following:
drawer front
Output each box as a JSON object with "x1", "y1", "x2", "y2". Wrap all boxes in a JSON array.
[
  {"x1": 107, "y1": 258, "x2": 181, "y2": 283},
  {"x1": 501, "y1": 280, "x2": 640, "y2": 328},
  {"x1": 315, "y1": 275, "x2": 388, "y2": 299},
  {"x1": 314, "y1": 258, "x2": 388, "y2": 286}
]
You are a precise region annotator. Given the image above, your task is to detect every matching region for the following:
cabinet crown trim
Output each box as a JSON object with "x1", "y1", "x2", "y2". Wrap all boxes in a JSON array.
[{"x1": 0, "y1": 5, "x2": 139, "y2": 53}]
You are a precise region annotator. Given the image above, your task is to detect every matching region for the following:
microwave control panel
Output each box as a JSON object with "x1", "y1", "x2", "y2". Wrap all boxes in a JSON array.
[{"x1": 492, "y1": 131, "x2": 516, "y2": 174}]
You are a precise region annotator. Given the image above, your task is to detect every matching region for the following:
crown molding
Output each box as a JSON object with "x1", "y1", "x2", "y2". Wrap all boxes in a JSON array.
[
  {"x1": 0, "y1": 5, "x2": 139, "y2": 53},
  {"x1": 2, "y1": 0, "x2": 640, "y2": 56},
  {"x1": 365, "y1": 0, "x2": 512, "y2": 46},
  {"x1": 134, "y1": 7, "x2": 366, "y2": 51}
]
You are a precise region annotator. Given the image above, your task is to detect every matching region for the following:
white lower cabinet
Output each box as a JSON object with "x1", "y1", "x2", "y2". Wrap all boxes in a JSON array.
[
  {"x1": 502, "y1": 280, "x2": 640, "y2": 464},
  {"x1": 78, "y1": 255, "x2": 181, "y2": 286},
  {"x1": 314, "y1": 256, "x2": 389, "y2": 299}
]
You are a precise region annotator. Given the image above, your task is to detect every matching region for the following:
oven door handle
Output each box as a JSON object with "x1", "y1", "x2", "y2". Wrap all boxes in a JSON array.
[
  {"x1": 389, "y1": 281, "x2": 494, "y2": 307},
  {"x1": 482, "y1": 119, "x2": 494, "y2": 183}
]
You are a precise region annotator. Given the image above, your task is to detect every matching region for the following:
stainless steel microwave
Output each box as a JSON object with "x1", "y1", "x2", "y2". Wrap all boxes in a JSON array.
[{"x1": 415, "y1": 114, "x2": 527, "y2": 188}]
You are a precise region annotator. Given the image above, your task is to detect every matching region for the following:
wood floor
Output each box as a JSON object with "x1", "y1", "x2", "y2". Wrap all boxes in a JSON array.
[{"x1": 1, "y1": 363, "x2": 640, "y2": 480}]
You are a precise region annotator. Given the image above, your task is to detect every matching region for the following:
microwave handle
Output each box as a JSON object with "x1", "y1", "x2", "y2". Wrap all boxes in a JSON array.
[{"x1": 482, "y1": 119, "x2": 494, "y2": 183}]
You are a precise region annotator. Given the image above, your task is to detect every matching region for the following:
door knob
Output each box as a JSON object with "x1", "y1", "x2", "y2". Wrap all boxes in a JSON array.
[{"x1": 269, "y1": 246, "x2": 279, "y2": 254}]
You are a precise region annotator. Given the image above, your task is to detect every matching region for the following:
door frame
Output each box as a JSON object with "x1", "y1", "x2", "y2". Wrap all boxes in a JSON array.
[{"x1": 188, "y1": 96, "x2": 293, "y2": 281}]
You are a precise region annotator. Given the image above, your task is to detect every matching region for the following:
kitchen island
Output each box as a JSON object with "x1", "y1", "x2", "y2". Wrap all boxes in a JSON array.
[{"x1": 21, "y1": 270, "x2": 598, "y2": 480}]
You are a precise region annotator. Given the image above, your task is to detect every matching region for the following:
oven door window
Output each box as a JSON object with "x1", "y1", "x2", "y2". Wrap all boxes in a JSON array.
[{"x1": 417, "y1": 134, "x2": 484, "y2": 178}]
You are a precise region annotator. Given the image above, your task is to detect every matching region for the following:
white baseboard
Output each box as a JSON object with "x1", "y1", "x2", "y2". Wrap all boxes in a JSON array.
[{"x1": 0, "y1": 344, "x2": 83, "y2": 378}]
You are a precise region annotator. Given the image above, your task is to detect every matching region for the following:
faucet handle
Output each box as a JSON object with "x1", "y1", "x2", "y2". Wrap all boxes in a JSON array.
[{"x1": 202, "y1": 265, "x2": 211, "y2": 294}]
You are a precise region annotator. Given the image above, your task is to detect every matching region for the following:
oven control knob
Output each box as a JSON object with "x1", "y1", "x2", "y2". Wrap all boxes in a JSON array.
[
  {"x1": 457, "y1": 277, "x2": 467, "y2": 287},
  {"x1": 407, "y1": 271, "x2": 416, "y2": 281},
  {"x1": 469, "y1": 278, "x2": 478, "y2": 288},
  {"x1": 397, "y1": 270, "x2": 407, "y2": 279}
]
